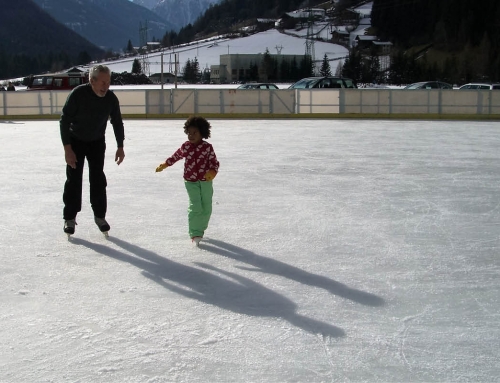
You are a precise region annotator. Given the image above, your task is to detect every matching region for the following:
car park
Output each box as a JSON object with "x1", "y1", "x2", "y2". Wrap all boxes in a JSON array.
[
  {"x1": 458, "y1": 83, "x2": 500, "y2": 90},
  {"x1": 288, "y1": 76, "x2": 357, "y2": 89},
  {"x1": 237, "y1": 83, "x2": 279, "y2": 89},
  {"x1": 404, "y1": 81, "x2": 453, "y2": 89}
]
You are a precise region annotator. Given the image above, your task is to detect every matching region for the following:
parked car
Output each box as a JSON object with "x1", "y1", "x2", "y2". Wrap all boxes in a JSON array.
[
  {"x1": 26, "y1": 71, "x2": 88, "y2": 91},
  {"x1": 458, "y1": 83, "x2": 500, "y2": 90},
  {"x1": 237, "y1": 83, "x2": 279, "y2": 89},
  {"x1": 404, "y1": 81, "x2": 453, "y2": 89},
  {"x1": 288, "y1": 76, "x2": 357, "y2": 89}
]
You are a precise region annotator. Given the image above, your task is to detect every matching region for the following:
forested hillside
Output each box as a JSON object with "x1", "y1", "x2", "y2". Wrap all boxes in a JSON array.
[
  {"x1": 162, "y1": 0, "x2": 326, "y2": 45},
  {"x1": 369, "y1": 0, "x2": 500, "y2": 83},
  {"x1": 372, "y1": 0, "x2": 499, "y2": 49},
  {"x1": 150, "y1": 0, "x2": 221, "y2": 32},
  {"x1": 0, "y1": 0, "x2": 104, "y2": 79}
]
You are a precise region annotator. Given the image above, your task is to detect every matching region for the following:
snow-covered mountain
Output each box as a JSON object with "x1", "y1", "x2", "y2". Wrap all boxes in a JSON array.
[{"x1": 132, "y1": 0, "x2": 221, "y2": 31}]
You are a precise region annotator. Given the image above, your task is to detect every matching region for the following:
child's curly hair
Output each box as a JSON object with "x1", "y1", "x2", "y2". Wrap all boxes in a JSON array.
[{"x1": 183, "y1": 116, "x2": 211, "y2": 139}]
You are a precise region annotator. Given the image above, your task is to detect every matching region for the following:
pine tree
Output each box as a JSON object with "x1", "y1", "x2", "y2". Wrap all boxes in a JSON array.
[
  {"x1": 279, "y1": 58, "x2": 290, "y2": 82},
  {"x1": 182, "y1": 58, "x2": 200, "y2": 83},
  {"x1": 290, "y1": 56, "x2": 299, "y2": 80},
  {"x1": 299, "y1": 55, "x2": 314, "y2": 78},
  {"x1": 192, "y1": 57, "x2": 200, "y2": 83},
  {"x1": 335, "y1": 60, "x2": 343, "y2": 77},
  {"x1": 261, "y1": 48, "x2": 275, "y2": 81},
  {"x1": 319, "y1": 54, "x2": 331, "y2": 77},
  {"x1": 249, "y1": 62, "x2": 259, "y2": 81},
  {"x1": 132, "y1": 58, "x2": 142, "y2": 74},
  {"x1": 342, "y1": 49, "x2": 362, "y2": 82},
  {"x1": 201, "y1": 67, "x2": 211, "y2": 83},
  {"x1": 364, "y1": 49, "x2": 381, "y2": 84},
  {"x1": 126, "y1": 40, "x2": 134, "y2": 54},
  {"x1": 183, "y1": 59, "x2": 192, "y2": 82}
]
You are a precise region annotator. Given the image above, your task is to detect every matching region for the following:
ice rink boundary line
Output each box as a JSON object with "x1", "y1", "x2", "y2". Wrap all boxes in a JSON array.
[{"x1": 1, "y1": 113, "x2": 500, "y2": 121}]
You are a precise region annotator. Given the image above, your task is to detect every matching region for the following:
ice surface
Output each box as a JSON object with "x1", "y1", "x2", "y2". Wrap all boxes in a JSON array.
[{"x1": 0, "y1": 119, "x2": 499, "y2": 382}]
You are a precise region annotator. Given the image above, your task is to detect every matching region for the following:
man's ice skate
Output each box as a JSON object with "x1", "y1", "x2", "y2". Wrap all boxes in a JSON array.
[
  {"x1": 64, "y1": 219, "x2": 76, "y2": 239},
  {"x1": 94, "y1": 216, "x2": 110, "y2": 237},
  {"x1": 192, "y1": 236, "x2": 202, "y2": 247}
]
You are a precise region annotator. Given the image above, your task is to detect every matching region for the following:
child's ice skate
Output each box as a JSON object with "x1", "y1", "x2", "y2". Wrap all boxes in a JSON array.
[{"x1": 191, "y1": 236, "x2": 202, "y2": 247}]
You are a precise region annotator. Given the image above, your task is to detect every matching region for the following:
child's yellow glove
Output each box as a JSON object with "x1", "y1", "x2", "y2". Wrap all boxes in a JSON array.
[
  {"x1": 156, "y1": 163, "x2": 168, "y2": 172},
  {"x1": 205, "y1": 169, "x2": 217, "y2": 181}
]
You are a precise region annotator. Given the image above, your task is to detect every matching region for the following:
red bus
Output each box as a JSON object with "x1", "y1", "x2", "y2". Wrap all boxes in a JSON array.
[{"x1": 26, "y1": 71, "x2": 89, "y2": 91}]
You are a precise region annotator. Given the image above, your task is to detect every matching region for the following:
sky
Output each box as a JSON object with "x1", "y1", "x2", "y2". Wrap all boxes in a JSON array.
[{"x1": 1, "y1": 118, "x2": 499, "y2": 382}]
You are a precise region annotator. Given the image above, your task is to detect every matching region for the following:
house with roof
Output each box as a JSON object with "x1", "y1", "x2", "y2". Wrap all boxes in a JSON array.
[
  {"x1": 355, "y1": 35, "x2": 377, "y2": 49},
  {"x1": 149, "y1": 72, "x2": 177, "y2": 84}
]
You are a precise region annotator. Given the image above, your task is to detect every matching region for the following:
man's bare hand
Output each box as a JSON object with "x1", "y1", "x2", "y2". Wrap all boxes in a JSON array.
[
  {"x1": 64, "y1": 145, "x2": 77, "y2": 169},
  {"x1": 115, "y1": 147, "x2": 125, "y2": 165}
]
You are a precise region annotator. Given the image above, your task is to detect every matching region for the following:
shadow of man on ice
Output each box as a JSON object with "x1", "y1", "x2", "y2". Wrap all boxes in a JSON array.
[
  {"x1": 72, "y1": 237, "x2": 345, "y2": 339},
  {"x1": 199, "y1": 239, "x2": 385, "y2": 307}
]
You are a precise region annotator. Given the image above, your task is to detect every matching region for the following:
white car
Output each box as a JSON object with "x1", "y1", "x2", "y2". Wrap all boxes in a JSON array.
[{"x1": 458, "y1": 83, "x2": 500, "y2": 90}]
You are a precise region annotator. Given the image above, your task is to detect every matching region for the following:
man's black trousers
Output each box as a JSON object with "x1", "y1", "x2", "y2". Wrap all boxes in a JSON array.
[{"x1": 63, "y1": 139, "x2": 107, "y2": 220}]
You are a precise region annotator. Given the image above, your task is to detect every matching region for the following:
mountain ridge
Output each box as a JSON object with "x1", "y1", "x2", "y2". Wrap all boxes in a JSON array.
[
  {"x1": 131, "y1": 0, "x2": 221, "y2": 32},
  {"x1": 0, "y1": 0, "x2": 104, "y2": 77},
  {"x1": 31, "y1": 0, "x2": 175, "y2": 51}
]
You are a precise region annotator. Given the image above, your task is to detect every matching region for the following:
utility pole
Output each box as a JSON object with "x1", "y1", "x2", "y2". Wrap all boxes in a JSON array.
[
  {"x1": 161, "y1": 53, "x2": 164, "y2": 90},
  {"x1": 139, "y1": 21, "x2": 150, "y2": 76},
  {"x1": 276, "y1": 45, "x2": 284, "y2": 80},
  {"x1": 174, "y1": 53, "x2": 178, "y2": 89},
  {"x1": 305, "y1": 4, "x2": 316, "y2": 75}
]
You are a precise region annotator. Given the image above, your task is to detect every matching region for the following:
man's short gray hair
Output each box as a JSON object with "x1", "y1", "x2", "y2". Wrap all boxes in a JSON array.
[{"x1": 89, "y1": 64, "x2": 111, "y2": 81}]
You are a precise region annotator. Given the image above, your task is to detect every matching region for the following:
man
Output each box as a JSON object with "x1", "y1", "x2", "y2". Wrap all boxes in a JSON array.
[{"x1": 60, "y1": 64, "x2": 125, "y2": 236}]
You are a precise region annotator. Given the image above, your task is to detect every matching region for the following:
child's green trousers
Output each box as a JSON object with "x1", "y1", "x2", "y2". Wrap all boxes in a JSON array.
[{"x1": 184, "y1": 180, "x2": 213, "y2": 238}]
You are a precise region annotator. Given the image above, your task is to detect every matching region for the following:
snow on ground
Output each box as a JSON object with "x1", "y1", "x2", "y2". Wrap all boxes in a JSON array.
[
  {"x1": 1, "y1": 118, "x2": 499, "y2": 382},
  {"x1": 284, "y1": 22, "x2": 332, "y2": 41},
  {"x1": 354, "y1": 1, "x2": 373, "y2": 18},
  {"x1": 101, "y1": 29, "x2": 349, "y2": 76}
]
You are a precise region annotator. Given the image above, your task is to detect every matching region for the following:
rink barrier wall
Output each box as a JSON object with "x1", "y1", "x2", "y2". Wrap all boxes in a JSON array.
[{"x1": 1, "y1": 88, "x2": 500, "y2": 120}]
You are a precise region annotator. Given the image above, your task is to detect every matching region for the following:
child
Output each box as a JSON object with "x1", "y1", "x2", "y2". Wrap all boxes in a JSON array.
[{"x1": 156, "y1": 116, "x2": 219, "y2": 246}]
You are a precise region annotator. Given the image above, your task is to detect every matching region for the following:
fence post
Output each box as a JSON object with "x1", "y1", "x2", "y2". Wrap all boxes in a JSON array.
[
  {"x1": 339, "y1": 89, "x2": 345, "y2": 114},
  {"x1": 1, "y1": 91, "x2": 5, "y2": 116}
]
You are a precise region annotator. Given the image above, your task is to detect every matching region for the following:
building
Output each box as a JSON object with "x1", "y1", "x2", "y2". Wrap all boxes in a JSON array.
[
  {"x1": 331, "y1": 28, "x2": 350, "y2": 45},
  {"x1": 286, "y1": 9, "x2": 326, "y2": 20},
  {"x1": 371, "y1": 41, "x2": 393, "y2": 71},
  {"x1": 354, "y1": 35, "x2": 378, "y2": 49},
  {"x1": 149, "y1": 72, "x2": 177, "y2": 84},
  {"x1": 210, "y1": 53, "x2": 307, "y2": 84}
]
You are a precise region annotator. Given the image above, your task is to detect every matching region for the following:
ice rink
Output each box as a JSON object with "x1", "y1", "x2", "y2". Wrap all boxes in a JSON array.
[{"x1": 1, "y1": 118, "x2": 499, "y2": 382}]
